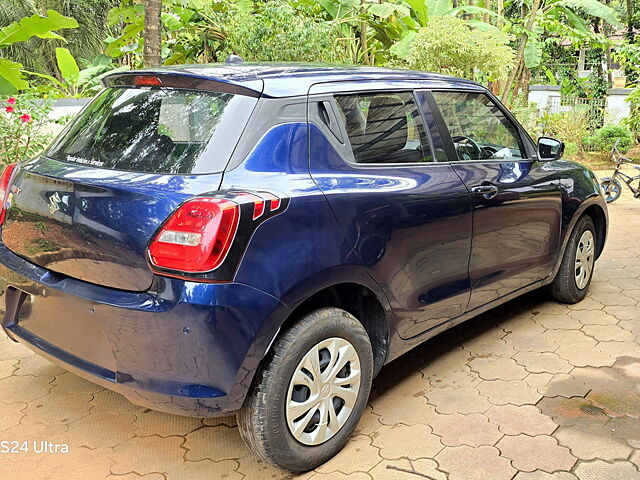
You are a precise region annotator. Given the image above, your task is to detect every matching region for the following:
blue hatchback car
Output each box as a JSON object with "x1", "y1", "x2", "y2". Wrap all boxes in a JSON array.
[{"x1": 0, "y1": 63, "x2": 607, "y2": 471}]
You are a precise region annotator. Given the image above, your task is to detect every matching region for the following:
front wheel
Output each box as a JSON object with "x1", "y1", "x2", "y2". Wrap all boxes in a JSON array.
[
  {"x1": 601, "y1": 178, "x2": 622, "y2": 203},
  {"x1": 237, "y1": 307, "x2": 373, "y2": 472},
  {"x1": 549, "y1": 215, "x2": 596, "y2": 304}
]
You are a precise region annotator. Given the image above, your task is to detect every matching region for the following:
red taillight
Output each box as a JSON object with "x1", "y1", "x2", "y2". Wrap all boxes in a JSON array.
[
  {"x1": 134, "y1": 75, "x2": 162, "y2": 87},
  {"x1": 0, "y1": 163, "x2": 18, "y2": 226},
  {"x1": 148, "y1": 198, "x2": 239, "y2": 274}
]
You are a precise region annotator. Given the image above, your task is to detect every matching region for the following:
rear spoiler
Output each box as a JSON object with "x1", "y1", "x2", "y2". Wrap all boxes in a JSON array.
[{"x1": 102, "y1": 72, "x2": 263, "y2": 98}]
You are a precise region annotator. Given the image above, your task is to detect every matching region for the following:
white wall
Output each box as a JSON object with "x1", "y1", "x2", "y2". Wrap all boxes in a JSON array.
[
  {"x1": 528, "y1": 85, "x2": 635, "y2": 125},
  {"x1": 41, "y1": 98, "x2": 90, "y2": 137},
  {"x1": 606, "y1": 89, "x2": 632, "y2": 124},
  {"x1": 527, "y1": 86, "x2": 561, "y2": 114}
]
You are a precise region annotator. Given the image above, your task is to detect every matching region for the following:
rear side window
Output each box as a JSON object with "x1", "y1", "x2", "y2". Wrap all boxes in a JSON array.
[
  {"x1": 47, "y1": 87, "x2": 257, "y2": 174},
  {"x1": 432, "y1": 91, "x2": 525, "y2": 161},
  {"x1": 334, "y1": 91, "x2": 433, "y2": 164}
]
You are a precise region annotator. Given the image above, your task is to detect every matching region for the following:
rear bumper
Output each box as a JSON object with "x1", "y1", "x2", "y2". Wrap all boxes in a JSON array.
[{"x1": 0, "y1": 243, "x2": 288, "y2": 417}]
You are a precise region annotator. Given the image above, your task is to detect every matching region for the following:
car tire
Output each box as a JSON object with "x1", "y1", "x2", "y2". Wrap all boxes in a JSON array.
[
  {"x1": 237, "y1": 307, "x2": 374, "y2": 472},
  {"x1": 549, "y1": 215, "x2": 596, "y2": 304},
  {"x1": 601, "y1": 178, "x2": 622, "y2": 203}
]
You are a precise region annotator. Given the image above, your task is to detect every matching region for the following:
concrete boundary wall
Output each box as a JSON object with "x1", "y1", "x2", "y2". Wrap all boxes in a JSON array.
[{"x1": 528, "y1": 85, "x2": 635, "y2": 124}]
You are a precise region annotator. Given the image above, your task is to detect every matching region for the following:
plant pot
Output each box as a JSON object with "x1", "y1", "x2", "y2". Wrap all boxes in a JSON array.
[{"x1": 613, "y1": 76, "x2": 627, "y2": 88}]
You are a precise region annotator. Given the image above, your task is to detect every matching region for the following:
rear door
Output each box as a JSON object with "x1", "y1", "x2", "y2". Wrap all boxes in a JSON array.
[
  {"x1": 2, "y1": 79, "x2": 259, "y2": 291},
  {"x1": 426, "y1": 89, "x2": 562, "y2": 310},
  {"x1": 308, "y1": 81, "x2": 473, "y2": 339}
]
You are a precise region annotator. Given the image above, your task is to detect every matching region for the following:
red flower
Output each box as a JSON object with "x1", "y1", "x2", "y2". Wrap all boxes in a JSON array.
[
  {"x1": 6, "y1": 97, "x2": 16, "y2": 105},
  {"x1": 5, "y1": 106, "x2": 14, "y2": 113},
  {"x1": 19, "y1": 114, "x2": 31, "y2": 123}
]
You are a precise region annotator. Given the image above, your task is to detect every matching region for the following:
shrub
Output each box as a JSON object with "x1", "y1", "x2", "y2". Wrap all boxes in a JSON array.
[
  {"x1": 403, "y1": 16, "x2": 515, "y2": 82},
  {"x1": 583, "y1": 124, "x2": 633, "y2": 154},
  {"x1": 539, "y1": 110, "x2": 591, "y2": 155},
  {"x1": 563, "y1": 141, "x2": 578, "y2": 157},
  {"x1": 0, "y1": 95, "x2": 56, "y2": 165},
  {"x1": 625, "y1": 88, "x2": 640, "y2": 141},
  {"x1": 224, "y1": 1, "x2": 345, "y2": 63},
  {"x1": 511, "y1": 104, "x2": 543, "y2": 139}
]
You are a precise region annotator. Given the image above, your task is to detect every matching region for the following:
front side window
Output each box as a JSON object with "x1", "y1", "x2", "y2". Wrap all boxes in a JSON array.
[
  {"x1": 432, "y1": 91, "x2": 525, "y2": 161},
  {"x1": 47, "y1": 87, "x2": 257, "y2": 174},
  {"x1": 334, "y1": 91, "x2": 433, "y2": 164}
]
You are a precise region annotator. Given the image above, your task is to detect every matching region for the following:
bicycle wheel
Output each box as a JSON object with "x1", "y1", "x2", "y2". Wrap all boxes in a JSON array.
[{"x1": 601, "y1": 178, "x2": 622, "y2": 203}]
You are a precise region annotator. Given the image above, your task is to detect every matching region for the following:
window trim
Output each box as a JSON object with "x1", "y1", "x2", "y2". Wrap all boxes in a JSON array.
[
  {"x1": 425, "y1": 88, "x2": 537, "y2": 164},
  {"x1": 329, "y1": 90, "x2": 439, "y2": 168}
]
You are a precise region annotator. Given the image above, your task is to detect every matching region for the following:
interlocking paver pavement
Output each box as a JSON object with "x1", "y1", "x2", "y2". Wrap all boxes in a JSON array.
[{"x1": 1, "y1": 187, "x2": 639, "y2": 479}]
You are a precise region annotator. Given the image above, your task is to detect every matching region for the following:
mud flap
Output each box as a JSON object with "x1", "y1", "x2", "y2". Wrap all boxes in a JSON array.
[{"x1": 1, "y1": 286, "x2": 28, "y2": 342}]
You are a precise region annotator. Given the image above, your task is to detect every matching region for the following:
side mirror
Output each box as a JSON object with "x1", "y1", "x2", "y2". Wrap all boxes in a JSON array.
[{"x1": 537, "y1": 136, "x2": 564, "y2": 161}]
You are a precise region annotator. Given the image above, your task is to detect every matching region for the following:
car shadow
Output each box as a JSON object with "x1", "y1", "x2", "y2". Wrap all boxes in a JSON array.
[{"x1": 373, "y1": 288, "x2": 550, "y2": 398}]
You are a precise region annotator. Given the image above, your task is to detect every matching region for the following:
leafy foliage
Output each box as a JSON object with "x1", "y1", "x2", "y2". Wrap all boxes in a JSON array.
[
  {"x1": 0, "y1": 1, "x2": 113, "y2": 80},
  {"x1": 583, "y1": 124, "x2": 634, "y2": 154},
  {"x1": 27, "y1": 51, "x2": 128, "y2": 97},
  {"x1": 554, "y1": 0, "x2": 623, "y2": 30},
  {"x1": 540, "y1": 110, "x2": 591, "y2": 154},
  {"x1": 0, "y1": 9, "x2": 77, "y2": 45},
  {"x1": 613, "y1": 42, "x2": 640, "y2": 83},
  {"x1": 224, "y1": 1, "x2": 345, "y2": 62},
  {"x1": 626, "y1": 88, "x2": 640, "y2": 140},
  {"x1": 0, "y1": 10, "x2": 78, "y2": 94},
  {"x1": 402, "y1": 16, "x2": 515, "y2": 82},
  {"x1": 55, "y1": 47, "x2": 80, "y2": 84},
  {"x1": 0, "y1": 58, "x2": 27, "y2": 93},
  {"x1": 0, "y1": 95, "x2": 59, "y2": 165}
]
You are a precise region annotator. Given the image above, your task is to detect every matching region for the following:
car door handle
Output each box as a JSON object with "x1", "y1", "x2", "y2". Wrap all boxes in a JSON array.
[{"x1": 470, "y1": 184, "x2": 499, "y2": 199}]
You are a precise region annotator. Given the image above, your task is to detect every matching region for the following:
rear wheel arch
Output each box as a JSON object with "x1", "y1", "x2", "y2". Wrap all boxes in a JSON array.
[
  {"x1": 549, "y1": 199, "x2": 606, "y2": 287},
  {"x1": 583, "y1": 204, "x2": 606, "y2": 259},
  {"x1": 549, "y1": 214, "x2": 596, "y2": 303},
  {"x1": 275, "y1": 282, "x2": 390, "y2": 377}
]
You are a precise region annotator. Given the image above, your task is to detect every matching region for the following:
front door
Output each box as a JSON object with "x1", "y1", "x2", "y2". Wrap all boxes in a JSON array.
[
  {"x1": 428, "y1": 90, "x2": 562, "y2": 310},
  {"x1": 308, "y1": 84, "x2": 473, "y2": 339}
]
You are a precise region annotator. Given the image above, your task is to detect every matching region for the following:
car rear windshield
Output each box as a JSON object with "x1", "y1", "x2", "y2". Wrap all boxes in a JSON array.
[{"x1": 46, "y1": 87, "x2": 258, "y2": 174}]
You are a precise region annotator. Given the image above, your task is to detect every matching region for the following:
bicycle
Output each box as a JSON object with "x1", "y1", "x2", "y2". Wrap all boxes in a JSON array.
[{"x1": 600, "y1": 140, "x2": 640, "y2": 203}]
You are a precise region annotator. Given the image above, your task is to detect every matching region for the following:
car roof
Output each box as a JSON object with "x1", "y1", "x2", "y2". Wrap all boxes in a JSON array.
[{"x1": 106, "y1": 62, "x2": 479, "y2": 98}]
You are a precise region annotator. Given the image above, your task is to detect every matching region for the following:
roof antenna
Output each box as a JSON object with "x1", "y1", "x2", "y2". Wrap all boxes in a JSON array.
[{"x1": 225, "y1": 53, "x2": 243, "y2": 65}]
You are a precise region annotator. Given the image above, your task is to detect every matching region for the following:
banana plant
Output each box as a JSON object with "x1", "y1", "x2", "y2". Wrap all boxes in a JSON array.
[
  {"x1": 26, "y1": 51, "x2": 129, "y2": 97},
  {"x1": 501, "y1": 0, "x2": 623, "y2": 103},
  {"x1": 0, "y1": 10, "x2": 78, "y2": 94},
  {"x1": 104, "y1": 0, "x2": 228, "y2": 67},
  {"x1": 521, "y1": 0, "x2": 623, "y2": 69},
  {"x1": 306, "y1": 0, "x2": 499, "y2": 64},
  {"x1": 103, "y1": 1, "x2": 145, "y2": 61}
]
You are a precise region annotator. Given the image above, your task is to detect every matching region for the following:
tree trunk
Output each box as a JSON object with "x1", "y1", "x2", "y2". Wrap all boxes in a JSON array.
[
  {"x1": 518, "y1": 64, "x2": 531, "y2": 105},
  {"x1": 484, "y1": 0, "x2": 491, "y2": 24},
  {"x1": 508, "y1": 59, "x2": 524, "y2": 104},
  {"x1": 466, "y1": 0, "x2": 474, "y2": 21},
  {"x1": 143, "y1": 0, "x2": 162, "y2": 68},
  {"x1": 500, "y1": 0, "x2": 542, "y2": 104},
  {"x1": 360, "y1": 22, "x2": 371, "y2": 65},
  {"x1": 497, "y1": 0, "x2": 504, "y2": 27},
  {"x1": 626, "y1": 0, "x2": 634, "y2": 42}
]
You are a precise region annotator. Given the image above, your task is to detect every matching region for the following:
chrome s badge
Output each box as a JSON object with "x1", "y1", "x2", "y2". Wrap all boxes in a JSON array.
[{"x1": 48, "y1": 192, "x2": 62, "y2": 215}]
